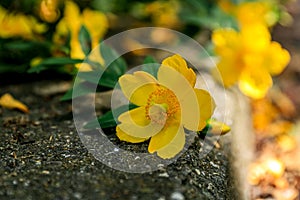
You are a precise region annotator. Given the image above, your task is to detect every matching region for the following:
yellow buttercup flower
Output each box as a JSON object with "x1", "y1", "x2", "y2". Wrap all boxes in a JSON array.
[
  {"x1": 212, "y1": 25, "x2": 290, "y2": 99},
  {"x1": 218, "y1": 0, "x2": 279, "y2": 27},
  {"x1": 236, "y1": 1, "x2": 278, "y2": 27},
  {"x1": 53, "y1": 0, "x2": 108, "y2": 69},
  {"x1": 0, "y1": 6, "x2": 47, "y2": 39},
  {"x1": 116, "y1": 54, "x2": 215, "y2": 159},
  {"x1": 145, "y1": 0, "x2": 181, "y2": 28},
  {"x1": 39, "y1": 0, "x2": 61, "y2": 23}
]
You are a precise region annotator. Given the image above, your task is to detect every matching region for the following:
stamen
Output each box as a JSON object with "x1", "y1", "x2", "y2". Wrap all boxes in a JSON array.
[{"x1": 145, "y1": 87, "x2": 180, "y2": 124}]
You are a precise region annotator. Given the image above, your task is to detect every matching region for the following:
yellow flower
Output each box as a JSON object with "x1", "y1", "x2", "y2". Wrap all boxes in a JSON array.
[
  {"x1": 236, "y1": 1, "x2": 278, "y2": 27},
  {"x1": 39, "y1": 0, "x2": 61, "y2": 23},
  {"x1": 218, "y1": 0, "x2": 279, "y2": 27},
  {"x1": 0, "y1": 6, "x2": 47, "y2": 39},
  {"x1": 116, "y1": 54, "x2": 215, "y2": 159},
  {"x1": 53, "y1": 0, "x2": 108, "y2": 69},
  {"x1": 145, "y1": 0, "x2": 181, "y2": 28},
  {"x1": 212, "y1": 25, "x2": 290, "y2": 99}
]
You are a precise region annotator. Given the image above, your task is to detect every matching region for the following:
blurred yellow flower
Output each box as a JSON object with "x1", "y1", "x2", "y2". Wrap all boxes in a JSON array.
[
  {"x1": 0, "y1": 6, "x2": 47, "y2": 39},
  {"x1": 53, "y1": 0, "x2": 108, "y2": 69},
  {"x1": 116, "y1": 54, "x2": 215, "y2": 159},
  {"x1": 212, "y1": 25, "x2": 290, "y2": 99},
  {"x1": 145, "y1": 0, "x2": 181, "y2": 28},
  {"x1": 236, "y1": 1, "x2": 278, "y2": 27},
  {"x1": 251, "y1": 95, "x2": 293, "y2": 136},
  {"x1": 218, "y1": 0, "x2": 279, "y2": 27},
  {"x1": 39, "y1": 0, "x2": 61, "y2": 23}
]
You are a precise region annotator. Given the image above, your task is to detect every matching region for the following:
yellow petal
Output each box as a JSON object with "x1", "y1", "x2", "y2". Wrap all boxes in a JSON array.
[
  {"x1": 265, "y1": 42, "x2": 290, "y2": 75},
  {"x1": 53, "y1": 19, "x2": 68, "y2": 44},
  {"x1": 0, "y1": 93, "x2": 29, "y2": 113},
  {"x1": 77, "y1": 63, "x2": 92, "y2": 71},
  {"x1": 118, "y1": 107, "x2": 149, "y2": 125},
  {"x1": 241, "y1": 24, "x2": 271, "y2": 52},
  {"x1": 239, "y1": 67, "x2": 273, "y2": 99},
  {"x1": 39, "y1": 0, "x2": 60, "y2": 23},
  {"x1": 156, "y1": 125, "x2": 185, "y2": 159},
  {"x1": 237, "y1": 1, "x2": 275, "y2": 27},
  {"x1": 206, "y1": 119, "x2": 231, "y2": 135},
  {"x1": 88, "y1": 46, "x2": 105, "y2": 66},
  {"x1": 116, "y1": 126, "x2": 149, "y2": 143},
  {"x1": 212, "y1": 28, "x2": 244, "y2": 87},
  {"x1": 118, "y1": 106, "x2": 165, "y2": 138},
  {"x1": 158, "y1": 66, "x2": 200, "y2": 131},
  {"x1": 161, "y1": 54, "x2": 196, "y2": 87},
  {"x1": 82, "y1": 9, "x2": 108, "y2": 48},
  {"x1": 70, "y1": 39, "x2": 85, "y2": 60},
  {"x1": 212, "y1": 28, "x2": 240, "y2": 55},
  {"x1": 148, "y1": 121, "x2": 183, "y2": 154},
  {"x1": 119, "y1": 71, "x2": 158, "y2": 106},
  {"x1": 213, "y1": 58, "x2": 241, "y2": 87},
  {"x1": 63, "y1": 0, "x2": 81, "y2": 33},
  {"x1": 182, "y1": 89, "x2": 216, "y2": 131}
]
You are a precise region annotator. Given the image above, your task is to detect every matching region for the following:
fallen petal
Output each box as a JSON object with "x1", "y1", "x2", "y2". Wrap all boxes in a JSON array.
[{"x1": 0, "y1": 93, "x2": 29, "y2": 113}]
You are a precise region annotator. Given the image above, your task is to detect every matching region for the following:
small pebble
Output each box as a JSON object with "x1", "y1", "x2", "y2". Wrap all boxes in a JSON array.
[
  {"x1": 195, "y1": 169, "x2": 201, "y2": 175},
  {"x1": 157, "y1": 164, "x2": 165, "y2": 168},
  {"x1": 35, "y1": 161, "x2": 41, "y2": 165},
  {"x1": 158, "y1": 172, "x2": 169, "y2": 178},
  {"x1": 170, "y1": 192, "x2": 185, "y2": 200},
  {"x1": 134, "y1": 156, "x2": 140, "y2": 160},
  {"x1": 207, "y1": 183, "x2": 213, "y2": 190},
  {"x1": 24, "y1": 180, "x2": 30, "y2": 187},
  {"x1": 210, "y1": 161, "x2": 219, "y2": 168},
  {"x1": 42, "y1": 170, "x2": 50, "y2": 174},
  {"x1": 62, "y1": 154, "x2": 71, "y2": 158},
  {"x1": 32, "y1": 121, "x2": 41, "y2": 126},
  {"x1": 130, "y1": 195, "x2": 138, "y2": 200},
  {"x1": 74, "y1": 192, "x2": 82, "y2": 199}
]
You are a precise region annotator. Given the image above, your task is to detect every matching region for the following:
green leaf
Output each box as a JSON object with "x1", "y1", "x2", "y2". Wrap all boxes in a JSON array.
[
  {"x1": 79, "y1": 25, "x2": 92, "y2": 56},
  {"x1": 60, "y1": 81, "x2": 95, "y2": 101},
  {"x1": 77, "y1": 69, "x2": 121, "y2": 89},
  {"x1": 84, "y1": 104, "x2": 138, "y2": 129},
  {"x1": 101, "y1": 43, "x2": 127, "y2": 75},
  {"x1": 73, "y1": 45, "x2": 127, "y2": 93},
  {"x1": 28, "y1": 57, "x2": 83, "y2": 73},
  {"x1": 141, "y1": 56, "x2": 159, "y2": 78},
  {"x1": 98, "y1": 44, "x2": 127, "y2": 88},
  {"x1": 99, "y1": 72, "x2": 121, "y2": 88},
  {"x1": 101, "y1": 43, "x2": 120, "y2": 63},
  {"x1": 78, "y1": 70, "x2": 104, "y2": 85},
  {"x1": 180, "y1": 5, "x2": 238, "y2": 30},
  {"x1": 4, "y1": 40, "x2": 50, "y2": 51},
  {"x1": 61, "y1": 81, "x2": 111, "y2": 101},
  {"x1": 0, "y1": 63, "x2": 28, "y2": 73},
  {"x1": 4, "y1": 41, "x2": 37, "y2": 51},
  {"x1": 84, "y1": 59, "x2": 103, "y2": 70}
]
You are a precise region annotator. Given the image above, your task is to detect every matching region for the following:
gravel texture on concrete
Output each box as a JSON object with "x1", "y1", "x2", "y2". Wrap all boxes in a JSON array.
[{"x1": 0, "y1": 81, "x2": 237, "y2": 200}]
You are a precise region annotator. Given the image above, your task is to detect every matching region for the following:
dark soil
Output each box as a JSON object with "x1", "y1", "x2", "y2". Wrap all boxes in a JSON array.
[{"x1": 0, "y1": 81, "x2": 237, "y2": 200}]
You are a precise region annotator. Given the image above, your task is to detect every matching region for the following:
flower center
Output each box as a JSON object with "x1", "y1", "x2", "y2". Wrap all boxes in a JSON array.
[{"x1": 145, "y1": 87, "x2": 180, "y2": 124}]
